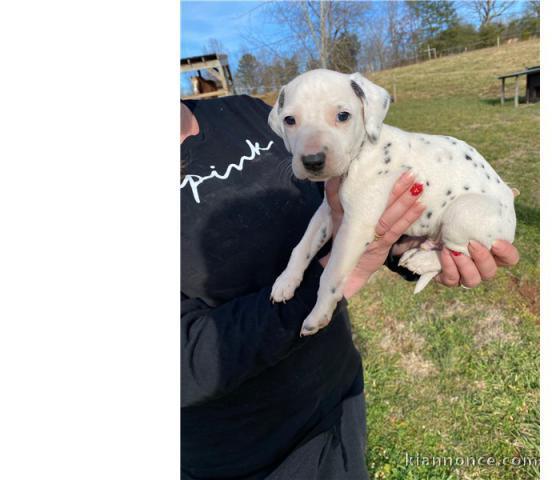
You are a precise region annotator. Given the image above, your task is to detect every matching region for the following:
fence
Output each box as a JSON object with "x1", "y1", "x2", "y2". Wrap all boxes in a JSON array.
[{"x1": 380, "y1": 27, "x2": 540, "y2": 71}]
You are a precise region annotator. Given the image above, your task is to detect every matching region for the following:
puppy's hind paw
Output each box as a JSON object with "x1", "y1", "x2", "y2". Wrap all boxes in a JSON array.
[
  {"x1": 398, "y1": 248, "x2": 441, "y2": 294},
  {"x1": 270, "y1": 272, "x2": 302, "y2": 303}
]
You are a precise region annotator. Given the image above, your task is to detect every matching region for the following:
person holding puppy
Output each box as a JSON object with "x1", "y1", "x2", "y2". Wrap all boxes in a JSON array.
[{"x1": 180, "y1": 95, "x2": 518, "y2": 480}]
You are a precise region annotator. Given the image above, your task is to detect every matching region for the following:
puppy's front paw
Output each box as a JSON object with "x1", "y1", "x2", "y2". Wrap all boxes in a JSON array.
[
  {"x1": 300, "y1": 310, "x2": 331, "y2": 337},
  {"x1": 270, "y1": 272, "x2": 302, "y2": 303}
]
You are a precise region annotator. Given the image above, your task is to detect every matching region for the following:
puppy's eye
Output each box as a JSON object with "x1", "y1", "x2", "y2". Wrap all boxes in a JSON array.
[
  {"x1": 337, "y1": 112, "x2": 351, "y2": 122},
  {"x1": 284, "y1": 116, "x2": 296, "y2": 126}
]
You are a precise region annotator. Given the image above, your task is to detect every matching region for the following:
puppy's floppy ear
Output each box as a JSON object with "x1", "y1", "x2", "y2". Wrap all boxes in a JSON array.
[
  {"x1": 268, "y1": 86, "x2": 291, "y2": 150},
  {"x1": 349, "y1": 72, "x2": 391, "y2": 144},
  {"x1": 268, "y1": 87, "x2": 285, "y2": 137}
]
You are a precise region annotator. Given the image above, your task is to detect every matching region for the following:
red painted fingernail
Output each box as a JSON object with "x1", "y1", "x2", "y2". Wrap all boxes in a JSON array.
[
  {"x1": 410, "y1": 182, "x2": 424, "y2": 196},
  {"x1": 450, "y1": 250, "x2": 462, "y2": 256}
]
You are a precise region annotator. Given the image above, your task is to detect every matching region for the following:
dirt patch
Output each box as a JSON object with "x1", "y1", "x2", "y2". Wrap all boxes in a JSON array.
[
  {"x1": 380, "y1": 317, "x2": 437, "y2": 378},
  {"x1": 474, "y1": 309, "x2": 517, "y2": 348},
  {"x1": 517, "y1": 279, "x2": 540, "y2": 319}
]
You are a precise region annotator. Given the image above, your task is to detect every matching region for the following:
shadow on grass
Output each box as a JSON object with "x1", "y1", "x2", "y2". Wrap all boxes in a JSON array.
[
  {"x1": 480, "y1": 96, "x2": 540, "y2": 107},
  {"x1": 516, "y1": 202, "x2": 540, "y2": 227}
]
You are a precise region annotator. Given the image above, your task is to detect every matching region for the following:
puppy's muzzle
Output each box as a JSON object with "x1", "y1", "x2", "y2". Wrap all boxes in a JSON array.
[{"x1": 301, "y1": 152, "x2": 326, "y2": 172}]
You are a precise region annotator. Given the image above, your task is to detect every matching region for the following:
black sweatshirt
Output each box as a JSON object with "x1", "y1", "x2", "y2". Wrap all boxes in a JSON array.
[{"x1": 180, "y1": 95, "x2": 410, "y2": 480}]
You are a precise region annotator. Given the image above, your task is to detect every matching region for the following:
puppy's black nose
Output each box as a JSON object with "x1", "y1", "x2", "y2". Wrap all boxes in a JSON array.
[{"x1": 301, "y1": 152, "x2": 326, "y2": 172}]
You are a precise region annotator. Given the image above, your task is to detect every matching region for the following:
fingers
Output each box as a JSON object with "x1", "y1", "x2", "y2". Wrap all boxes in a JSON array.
[
  {"x1": 491, "y1": 240, "x2": 520, "y2": 267},
  {"x1": 385, "y1": 171, "x2": 415, "y2": 207},
  {"x1": 468, "y1": 241, "x2": 497, "y2": 280},
  {"x1": 450, "y1": 250, "x2": 482, "y2": 288},
  {"x1": 380, "y1": 203, "x2": 425, "y2": 246},
  {"x1": 435, "y1": 248, "x2": 460, "y2": 287},
  {"x1": 375, "y1": 175, "x2": 424, "y2": 241}
]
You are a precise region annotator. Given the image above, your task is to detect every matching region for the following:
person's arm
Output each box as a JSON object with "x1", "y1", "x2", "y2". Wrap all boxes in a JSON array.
[
  {"x1": 181, "y1": 261, "x2": 326, "y2": 408},
  {"x1": 181, "y1": 174, "x2": 424, "y2": 407}
]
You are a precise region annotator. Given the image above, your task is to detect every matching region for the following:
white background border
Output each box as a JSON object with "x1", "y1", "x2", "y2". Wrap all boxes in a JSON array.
[
  {"x1": 0, "y1": 1, "x2": 180, "y2": 478},
  {"x1": 0, "y1": 1, "x2": 546, "y2": 479}
]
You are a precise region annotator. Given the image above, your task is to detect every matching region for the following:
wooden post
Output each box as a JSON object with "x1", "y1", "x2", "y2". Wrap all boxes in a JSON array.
[
  {"x1": 501, "y1": 78, "x2": 505, "y2": 106},
  {"x1": 427, "y1": 44, "x2": 431, "y2": 60},
  {"x1": 392, "y1": 77, "x2": 397, "y2": 103},
  {"x1": 497, "y1": 36, "x2": 500, "y2": 48},
  {"x1": 514, "y1": 75, "x2": 519, "y2": 107}
]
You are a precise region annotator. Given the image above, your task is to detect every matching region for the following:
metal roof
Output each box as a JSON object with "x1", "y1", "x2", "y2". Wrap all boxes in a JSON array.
[{"x1": 497, "y1": 65, "x2": 540, "y2": 79}]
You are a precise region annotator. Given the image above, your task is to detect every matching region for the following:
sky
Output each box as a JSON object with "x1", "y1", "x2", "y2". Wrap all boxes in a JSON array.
[
  {"x1": 180, "y1": 0, "x2": 530, "y2": 93},
  {"x1": 180, "y1": 1, "x2": 271, "y2": 92}
]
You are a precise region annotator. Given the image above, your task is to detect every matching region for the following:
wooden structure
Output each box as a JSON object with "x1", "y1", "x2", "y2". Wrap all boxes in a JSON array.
[
  {"x1": 180, "y1": 53, "x2": 235, "y2": 100},
  {"x1": 497, "y1": 65, "x2": 540, "y2": 107}
]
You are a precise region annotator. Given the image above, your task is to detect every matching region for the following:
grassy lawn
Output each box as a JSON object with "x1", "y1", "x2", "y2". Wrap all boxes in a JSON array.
[{"x1": 347, "y1": 40, "x2": 540, "y2": 480}]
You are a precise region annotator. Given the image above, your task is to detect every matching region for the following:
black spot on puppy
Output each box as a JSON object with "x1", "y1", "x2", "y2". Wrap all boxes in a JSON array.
[
  {"x1": 331, "y1": 287, "x2": 336, "y2": 294},
  {"x1": 486, "y1": 173, "x2": 491, "y2": 180},
  {"x1": 465, "y1": 154, "x2": 472, "y2": 161},
  {"x1": 277, "y1": 88, "x2": 285, "y2": 112},
  {"x1": 464, "y1": 185, "x2": 470, "y2": 190},
  {"x1": 384, "y1": 142, "x2": 392, "y2": 149},
  {"x1": 426, "y1": 181, "x2": 430, "y2": 187},
  {"x1": 446, "y1": 189, "x2": 452, "y2": 196},
  {"x1": 384, "y1": 156, "x2": 391, "y2": 164},
  {"x1": 441, "y1": 201, "x2": 447, "y2": 208},
  {"x1": 426, "y1": 211, "x2": 433, "y2": 219},
  {"x1": 350, "y1": 80, "x2": 365, "y2": 99}
]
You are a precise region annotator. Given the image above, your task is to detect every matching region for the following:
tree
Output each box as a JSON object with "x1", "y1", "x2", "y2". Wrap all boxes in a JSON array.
[
  {"x1": 203, "y1": 38, "x2": 226, "y2": 55},
  {"x1": 261, "y1": 1, "x2": 371, "y2": 69},
  {"x1": 329, "y1": 32, "x2": 361, "y2": 73},
  {"x1": 281, "y1": 55, "x2": 300, "y2": 84},
  {"x1": 478, "y1": 22, "x2": 505, "y2": 47},
  {"x1": 431, "y1": 23, "x2": 479, "y2": 52},
  {"x1": 406, "y1": 0, "x2": 460, "y2": 43},
  {"x1": 236, "y1": 53, "x2": 260, "y2": 94},
  {"x1": 468, "y1": 1, "x2": 514, "y2": 27},
  {"x1": 526, "y1": 0, "x2": 540, "y2": 19}
]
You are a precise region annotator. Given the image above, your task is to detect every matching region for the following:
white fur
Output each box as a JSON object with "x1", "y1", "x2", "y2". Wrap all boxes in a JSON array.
[{"x1": 269, "y1": 69, "x2": 516, "y2": 336}]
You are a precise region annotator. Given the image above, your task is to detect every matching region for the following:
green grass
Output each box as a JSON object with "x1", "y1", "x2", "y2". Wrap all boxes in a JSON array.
[{"x1": 347, "y1": 40, "x2": 540, "y2": 480}]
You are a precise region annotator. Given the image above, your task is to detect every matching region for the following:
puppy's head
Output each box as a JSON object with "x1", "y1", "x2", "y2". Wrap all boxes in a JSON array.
[{"x1": 268, "y1": 69, "x2": 391, "y2": 181}]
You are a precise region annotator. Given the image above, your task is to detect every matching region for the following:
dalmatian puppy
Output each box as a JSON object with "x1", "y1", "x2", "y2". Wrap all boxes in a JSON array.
[{"x1": 268, "y1": 69, "x2": 516, "y2": 336}]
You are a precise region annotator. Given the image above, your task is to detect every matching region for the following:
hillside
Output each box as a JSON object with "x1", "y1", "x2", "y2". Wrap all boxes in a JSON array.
[
  {"x1": 258, "y1": 38, "x2": 539, "y2": 105},
  {"x1": 369, "y1": 38, "x2": 540, "y2": 100}
]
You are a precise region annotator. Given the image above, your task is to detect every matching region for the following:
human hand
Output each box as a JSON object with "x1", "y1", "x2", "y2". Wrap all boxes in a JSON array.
[
  {"x1": 434, "y1": 240, "x2": 519, "y2": 288},
  {"x1": 320, "y1": 172, "x2": 426, "y2": 298}
]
